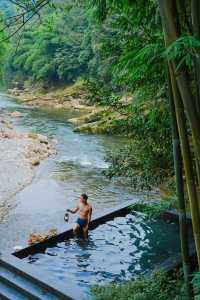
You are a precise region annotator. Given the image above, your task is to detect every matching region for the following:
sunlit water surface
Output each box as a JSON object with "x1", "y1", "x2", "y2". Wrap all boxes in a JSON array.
[{"x1": 0, "y1": 94, "x2": 144, "y2": 252}]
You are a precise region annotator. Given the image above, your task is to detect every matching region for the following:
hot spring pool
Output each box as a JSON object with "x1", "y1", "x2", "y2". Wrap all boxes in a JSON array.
[{"x1": 25, "y1": 211, "x2": 181, "y2": 299}]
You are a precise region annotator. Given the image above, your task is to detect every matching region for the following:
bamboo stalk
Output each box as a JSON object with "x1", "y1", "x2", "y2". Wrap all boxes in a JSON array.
[
  {"x1": 158, "y1": 0, "x2": 200, "y2": 267},
  {"x1": 169, "y1": 61, "x2": 200, "y2": 267},
  {"x1": 193, "y1": 55, "x2": 200, "y2": 118},
  {"x1": 168, "y1": 67, "x2": 191, "y2": 296},
  {"x1": 191, "y1": 0, "x2": 200, "y2": 260},
  {"x1": 191, "y1": 0, "x2": 200, "y2": 38},
  {"x1": 157, "y1": 0, "x2": 200, "y2": 180}
]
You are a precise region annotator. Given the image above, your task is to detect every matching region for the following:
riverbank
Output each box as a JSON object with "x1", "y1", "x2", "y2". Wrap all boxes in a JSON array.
[
  {"x1": 7, "y1": 84, "x2": 173, "y2": 194},
  {"x1": 0, "y1": 111, "x2": 55, "y2": 222},
  {"x1": 8, "y1": 83, "x2": 128, "y2": 135},
  {"x1": 8, "y1": 81, "x2": 93, "y2": 111}
]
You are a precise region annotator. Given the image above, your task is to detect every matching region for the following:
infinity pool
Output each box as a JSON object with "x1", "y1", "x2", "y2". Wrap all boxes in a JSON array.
[{"x1": 25, "y1": 211, "x2": 180, "y2": 299}]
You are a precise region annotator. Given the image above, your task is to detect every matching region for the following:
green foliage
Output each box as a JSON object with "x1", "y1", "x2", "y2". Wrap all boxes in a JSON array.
[
  {"x1": 84, "y1": 0, "x2": 165, "y2": 96},
  {"x1": 4, "y1": 2, "x2": 89, "y2": 86},
  {"x1": 1, "y1": 0, "x2": 173, "y2": 189},
  {"x1": 85, "y1": 78, "x2": 120, "y2": 105},
  {"x1": 129, "y1": 198, "x2": 176, "y2": 219},
  {"x1": 81, "y1": 0, "x2": 172, "y2": 189},
  {"x1": 104, "y1": 98, "x2": 172, "y2": 189},
  {"x1": 104, "y1": 140, "x2": 171, "y2": 189},
  {"x1": 165, "y1": 35, "x2": 200, "y2": 71},
  {"x1": 0, "y1": 14, "x2": 9, "y2": 87},
  {"x1": 91, "y1": 269, "x2": 187, "y2": 300},
  {"x1": 192, "y1": 272, "x2": 200, "y2": 299},
  {"x1": 4, "y1": 0, "x2": 166, "y2": 98}
]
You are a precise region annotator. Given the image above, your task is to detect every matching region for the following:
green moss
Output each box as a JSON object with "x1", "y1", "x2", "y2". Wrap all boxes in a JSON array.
[{"x1": 73, "y1": 109, "x2": 128, "y2": 135}]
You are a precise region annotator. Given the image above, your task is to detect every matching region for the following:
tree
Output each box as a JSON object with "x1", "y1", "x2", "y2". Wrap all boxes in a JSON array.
[{"x1": 3, "y1": 2, "x2": 90, "y2": 86}]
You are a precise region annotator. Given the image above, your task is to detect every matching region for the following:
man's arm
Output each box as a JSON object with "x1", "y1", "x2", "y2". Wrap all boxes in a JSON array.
[
  {"x1": 88, "y1": 206, "x2": 92, "y2": 224},
  {"x1": 67, "y1": 206, "x2": 79, "y2": 214}
]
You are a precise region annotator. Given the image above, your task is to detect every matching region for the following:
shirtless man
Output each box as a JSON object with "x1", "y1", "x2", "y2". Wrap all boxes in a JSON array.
[{"x1": 67, "y1": 193, "x2": 92, "y2": 239}]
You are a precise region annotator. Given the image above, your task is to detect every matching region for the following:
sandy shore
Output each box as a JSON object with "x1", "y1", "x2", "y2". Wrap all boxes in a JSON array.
[{"x1": 0, "y1": 112, "x2": 55, "y2": 222}]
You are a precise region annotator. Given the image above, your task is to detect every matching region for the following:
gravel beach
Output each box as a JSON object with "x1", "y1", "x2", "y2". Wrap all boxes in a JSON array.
[{"x1": 0, "y1": 112, "x2": 55, "y2": 222}]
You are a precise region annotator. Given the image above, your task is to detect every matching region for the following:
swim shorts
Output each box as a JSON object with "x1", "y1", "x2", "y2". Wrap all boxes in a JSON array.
[{"x1": 76, "y1": 218, "x2": 88, "y2": 228}]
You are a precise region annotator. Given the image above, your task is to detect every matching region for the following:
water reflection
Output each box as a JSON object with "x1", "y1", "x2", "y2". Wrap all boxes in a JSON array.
[{"x1": 27, "y1": 212, "x2": 180, "y2": 298}]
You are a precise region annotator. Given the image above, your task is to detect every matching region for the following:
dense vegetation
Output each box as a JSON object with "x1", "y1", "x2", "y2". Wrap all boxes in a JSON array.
[
  {"x1": 0, "y1": 0, "x2": 172, "y2": 190},
  {"x1": 3, "y1": 5, "x2": 89, "y2": 86},
  {"x1": 92, "y1": 269, "x2": 200, "y2": 300},
  {"x1": 1, "y1": 0, "x2": 200, "y2": 299},
  {"x1": 92, "y1": 270, "x2": 187, "y2": 300}
]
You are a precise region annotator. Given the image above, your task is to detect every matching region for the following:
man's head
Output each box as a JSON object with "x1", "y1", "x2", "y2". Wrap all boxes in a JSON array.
[{"x1": 80, "y1": 193, "x2": 88, "y2": 204}]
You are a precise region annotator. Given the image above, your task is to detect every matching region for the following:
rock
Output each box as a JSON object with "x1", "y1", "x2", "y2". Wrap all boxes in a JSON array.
[
  {"x1": 27, "y1": 133, "x2": 38, "y2": 139},
  {"x1": 74, "y1": 122, "x2": 100, "y2": 134},
  {"x1": 6, "y1": 123, "x2": 13, "y2": 129},
  {"x1": 68, "y1": 117, "x2": 84, "y2": 126},
  {"x1": 31, "y1": 159, "x2": 40, "y2": 166},
  {"x1": 42, "y1": 152, "x2": 49, "y2": 159}
]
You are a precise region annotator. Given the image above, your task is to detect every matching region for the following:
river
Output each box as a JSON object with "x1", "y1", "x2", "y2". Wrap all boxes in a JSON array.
[{"x1": 0, "y1": 94, "x2": 146, "y2": 253}]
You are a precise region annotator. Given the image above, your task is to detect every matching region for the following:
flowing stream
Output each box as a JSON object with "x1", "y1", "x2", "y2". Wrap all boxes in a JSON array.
[{"x1": 0, "y1": 94, "x2": 144, "y2": 253}]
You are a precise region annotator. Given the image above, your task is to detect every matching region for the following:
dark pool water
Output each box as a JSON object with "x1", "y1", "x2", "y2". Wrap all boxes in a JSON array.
[{"x1": 25, "y1": 211, "x2": 180, "y2": 299}]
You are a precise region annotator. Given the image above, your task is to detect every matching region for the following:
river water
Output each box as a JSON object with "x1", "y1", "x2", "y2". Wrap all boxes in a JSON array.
[
  {"x1": 0, "y1": 95, "x2": 182, "y2": 299},
  {"x1": 0, "y1": 94, "x2": 145, "y2": 253}
]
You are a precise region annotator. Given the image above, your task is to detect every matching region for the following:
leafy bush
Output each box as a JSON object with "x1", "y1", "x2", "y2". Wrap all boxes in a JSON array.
[
  {"x1": 104, "y1": 140, "x2": 171, "y2": 189},
  {"x1": 91, "y1": 269, "x2": 187, "y2": 300},
  {"x1": 104, "y1": 97, "x2": 172, "y2": 189},
  {"x1": 129, "y1": 198, "x2": 176, "y2": 219}
]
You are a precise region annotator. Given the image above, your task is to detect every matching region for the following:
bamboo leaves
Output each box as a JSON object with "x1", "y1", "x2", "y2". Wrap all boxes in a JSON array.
[{"x1": 164, "y1": 35, "x2": 200, "y2": 71}]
